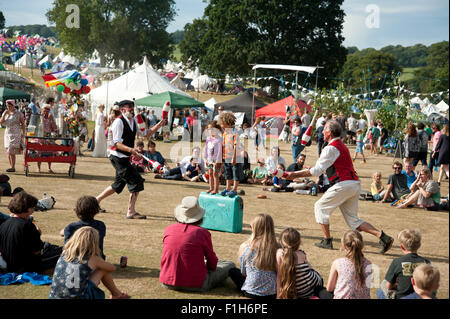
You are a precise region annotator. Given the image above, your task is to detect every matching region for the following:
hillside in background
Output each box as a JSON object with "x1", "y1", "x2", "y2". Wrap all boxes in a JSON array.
[{"x1": 4, "y1": 24, "x2": 57, "y2": 38}]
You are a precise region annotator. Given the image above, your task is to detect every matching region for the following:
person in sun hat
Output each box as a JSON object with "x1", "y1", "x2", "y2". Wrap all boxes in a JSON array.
[
  {"x1": 159, "y1": 196, "x2": 236, "y2": 292},
  {"x1": 95, "y1": 99, "x2": 166, "y2": 219}
]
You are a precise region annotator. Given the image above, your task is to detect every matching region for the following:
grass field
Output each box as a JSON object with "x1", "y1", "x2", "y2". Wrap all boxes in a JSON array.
[
  {"x1": 0, "y1": 123, "x2": 448, "y2": 300},
  {"x1": 401, "y1": 67, "x2": 420, "y2": 82}
]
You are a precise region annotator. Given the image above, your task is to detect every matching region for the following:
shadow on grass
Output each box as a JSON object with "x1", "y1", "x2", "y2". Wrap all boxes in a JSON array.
[
  {"x1": 111, "y1": 265, "x2": 160, "y2": 279},
  {"x1": 149, "y1": 180, "x2": 209, "y2": 191}
]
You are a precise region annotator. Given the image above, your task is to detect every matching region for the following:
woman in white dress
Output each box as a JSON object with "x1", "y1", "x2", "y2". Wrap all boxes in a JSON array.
[{"x1": 92, "y1": 105, "x2": 108, "y2": 158}]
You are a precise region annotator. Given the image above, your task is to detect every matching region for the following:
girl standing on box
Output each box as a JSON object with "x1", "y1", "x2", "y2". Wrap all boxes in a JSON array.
[
  {"x1": 277, "y1": 228, "x2": 323, "y2": 299},
  {"x1": 229, "y1": 214, "x2": 280, "y2": 299},
  {"x1": 49, "y1": 226, "x2": 129, "y2": 299},
  {"x1": 203, "y1": 121, "x2": 223, "y2": 194}
]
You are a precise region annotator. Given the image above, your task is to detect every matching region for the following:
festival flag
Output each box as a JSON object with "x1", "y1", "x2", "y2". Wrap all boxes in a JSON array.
[{"x1": 301, "y1": 110, "x2": 318, "y2": 147}]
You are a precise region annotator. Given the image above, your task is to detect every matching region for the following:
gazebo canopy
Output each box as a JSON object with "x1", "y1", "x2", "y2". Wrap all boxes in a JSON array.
[
  {"x1": 0, "y1": 87, "x2": 31, "y2": 109},
  {"x1": 135, "y1": 91, "x2": 204, "y2": 109}
]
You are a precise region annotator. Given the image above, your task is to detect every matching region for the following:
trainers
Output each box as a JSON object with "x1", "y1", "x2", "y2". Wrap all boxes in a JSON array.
[
  {"x1": 220, "y1": 189, "x2": 228, "y2": 196},
  {"x1": 226, "y1": 190, "x2": 238, "y2": 197},
  {"x1": 379, "y1": 231, "x2": 394, "y2": 254},
  {"x1": 314, "y1": 238, "x2": 333, "y2": 250}
]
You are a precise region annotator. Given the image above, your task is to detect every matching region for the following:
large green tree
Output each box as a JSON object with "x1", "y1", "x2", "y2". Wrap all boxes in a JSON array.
[
  {"x1": 180, "y1": 0, "x2": 347, "y2": 88},
  {"x1": 410, "y1": 41, "x2": 448, "y2": 93},
  {"x1": 339, "y1": 50, "x2": 402, "y2": 94},
  {"x1": 46, "y1": 0, "x2": 175, "y2": 68}
]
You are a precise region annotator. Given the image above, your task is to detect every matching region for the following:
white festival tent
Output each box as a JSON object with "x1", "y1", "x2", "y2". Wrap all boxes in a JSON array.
[
  {"x1": 14, "y1": 54, "x2": 33, "y2": 67},
  {"x1": 170, "y1": 74, "x2": 187, "y2": 91},
  {"x1": 38, "y1": 55, "x2": 51, "y2": 66},
  {"x1": 62, "y1": 54, "x2": 79, "y2": 66},
  {"x1": 87, "y1": 56, "x2": 190, "y2": 119},
  {"x1": 53, "y1": 51, "x2": 65, "y2": 63},
  {"x1": 436, "y1": 100, "x2": 449, "y2": 113},
  {"x1": 191, "y1": 74, "x2": 217, "y2": 91},
  {"x1": 204, "y1": 97, "x2": 217, "y2": 111}
]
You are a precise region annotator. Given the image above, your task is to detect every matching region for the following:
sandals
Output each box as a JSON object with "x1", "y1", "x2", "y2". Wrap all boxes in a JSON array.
[
  {"x1": 6, "y1": 168, "x2": 15, "y2": 172},
  {"x1": 110, "y1": 291, "x2": 130, "y2": 299},
  {"x1": 126, "y1": 212, "x2": 147, "y2": 219}
]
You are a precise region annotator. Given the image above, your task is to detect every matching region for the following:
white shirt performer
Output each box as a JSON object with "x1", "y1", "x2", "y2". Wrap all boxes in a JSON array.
[
  {"x1": 286, "y1": 120, "x2": 394, "y2": 253},
  {"x1": 96, "y1": 100, "x2": 166, "y2": 219}
]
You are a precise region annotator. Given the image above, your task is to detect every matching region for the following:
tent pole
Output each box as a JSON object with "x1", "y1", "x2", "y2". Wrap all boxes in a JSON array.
[
  {"x1": 294, "y1": 71, "x2": 298, "y2": 115},
  {"x1": 252, "y1": 68, "x2": 256, "y2": 125}
]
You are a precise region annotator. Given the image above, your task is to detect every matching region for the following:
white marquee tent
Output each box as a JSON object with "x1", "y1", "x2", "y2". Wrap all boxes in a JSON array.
[
  {"x1": 14, "y1": 54, "x2": 33, "y2": 67},
  {"x1": 170, "y1": 74, "x2": 187, "y2": 91},
  {"x1": 53, "y1": 51, "x2": 65, "y2": 63},
  {"x1": 87, "y1": 57, "x2": 190, "y2": 118},
  {"x1": 191, "y1": 74, "x2": 217, "y2": 92},
  {"x1": 436, "y1": 100, "x2": 449, "y2": 113}
]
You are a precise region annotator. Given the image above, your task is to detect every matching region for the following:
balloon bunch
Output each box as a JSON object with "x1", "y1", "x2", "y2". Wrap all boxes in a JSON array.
[
  {"x1": 43, "y1": 70, "x2": 91, "y2": 96},
  {"x1": 0, "y1": 33, "x2": 45, "y2": 54}
]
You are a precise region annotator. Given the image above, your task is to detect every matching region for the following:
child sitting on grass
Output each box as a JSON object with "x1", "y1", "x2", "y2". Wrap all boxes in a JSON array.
[
  {"x1": 49, "y1": 226, "x2": 129, "y2": 299},
  {"x1": 371, "y1": 171, "x2": 389, "y2": 201},
  {"x1": 401, "y1": 264, "x2": 440, "y2": 299},
  {"x1": 276, "y1": 228, "x2": 323, "y2": 299},
  {"x1": 130, "y1": 140, "x2": 146, "y2": 173},
  {"x1": 376, "y1": 229, "x2": 430, "y2": 299},
  {"x1": 271, "y1": 163, "x2": 290, "y2": 192},
  {"x1": 248, "y1": 158, "x2": 268, "y2": 185},
  {"x1": 183, "y1": 157, "x2": 202, "y2": 182},
  {"x1": 144, "y1": 140, "x2": 169, "y2": 173},
  {"x1": 61, "y1": 195, "x2": 106, "y2": 260}
]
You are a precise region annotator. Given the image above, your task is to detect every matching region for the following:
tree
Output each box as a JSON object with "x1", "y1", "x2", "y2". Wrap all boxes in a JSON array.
[
  {"x1": 339, "y1": 50, "x2": 402, "y2": 94},
  {"x1": 0, "y1": 11, "x2": 5, "y2": 30},
  {"x1": 46, "y1": 0, "x2": 176, "y2": 68},
  {"x1": 180, "y1": 0, "x2": 347, "y2": 88}
]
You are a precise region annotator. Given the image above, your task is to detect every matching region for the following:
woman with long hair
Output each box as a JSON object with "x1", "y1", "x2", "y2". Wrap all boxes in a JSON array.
[
  {"x1": 433, "y1": 124, "x2": 449, "y2": 186},
  {"x1": 404, "y1": 122, "x2": 420, "y2": 165},
  {"x1": 276, "y1": 228, "x2": 323, "y2": 299},
  {"x1": 229, "y1": 214, "x2": 279, "y2": 299},
  {"x1": 323, "y1": 230, "x2": 372, "y2": 299}
]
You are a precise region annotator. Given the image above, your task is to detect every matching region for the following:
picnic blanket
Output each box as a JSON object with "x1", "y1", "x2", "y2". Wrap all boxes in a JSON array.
[{"x1": 0, "y1": 272, "x2": 52, "y2": 286}]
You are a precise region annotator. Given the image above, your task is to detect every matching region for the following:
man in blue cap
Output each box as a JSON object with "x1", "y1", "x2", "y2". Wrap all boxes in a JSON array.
[{"x1": 96, "y1": 100, "x2": 166, "y2": 219}]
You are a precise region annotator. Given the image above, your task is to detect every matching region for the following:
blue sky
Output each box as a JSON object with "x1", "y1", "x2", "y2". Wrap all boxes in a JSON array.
[{"x1": 1, "y1": 0, "x2": 448, "y2": 49}]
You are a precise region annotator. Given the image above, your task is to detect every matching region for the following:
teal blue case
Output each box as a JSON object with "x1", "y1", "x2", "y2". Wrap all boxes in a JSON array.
[{"x1": 198, "y1": 192, "x2": 244, "y2": 233}]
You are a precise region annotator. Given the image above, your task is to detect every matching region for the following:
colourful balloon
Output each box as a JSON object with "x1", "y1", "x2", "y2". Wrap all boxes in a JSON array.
[
  {"x1": 81, "y1": 79, "x2": 88, "y2": 86},
  {"x1": 63, "y1": 86, "x2": 71, "y2": 94},
  {"x1": 57, "y1": 84, "x2": 65, "y2": 92},
  {"x1": 82, "y1": 86, "x2": 91, "y2": 94}
]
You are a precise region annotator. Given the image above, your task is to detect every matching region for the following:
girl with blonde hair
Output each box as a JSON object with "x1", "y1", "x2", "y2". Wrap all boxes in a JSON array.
[
  {"x1": 276, "y1": 228, "x2": 323, "y2": 299},
  {"x1": 49, "y1": 226, "x2": 129, "y2": 299},
  {"x1": 321, "y1": 230, "x2": 372, "y2": 299},
  {"x1": 229, "y1": 214, "x2": 279, "y2": 299}
]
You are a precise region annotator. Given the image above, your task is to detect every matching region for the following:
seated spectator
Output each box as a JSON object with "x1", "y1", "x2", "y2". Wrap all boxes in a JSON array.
[
  {"x1": 376, "y1": 229, "x2": 430, "y2": 299},
  {"x1": 61, "y1": 196, "x2": 106, "y2": 260},
  {"x1": 402, "y1": 161, "x2": 417, "y2": 189},
  {"x1": 0, "y1": 191, "x2": 62, "y2": 273},
  {"x1": 317, "y1": 230, "x2": 371, "y2": 299},
  {"x1": 396, "y1": 168, "x2": 441, "y2": 209},
  {"x1": 371, "y1": 171, "x2": 390, "y2": 201},
  {"x1": 276, "y1": 228, "x2": 323, "y2": 299},
  {"x1": 49, "y1": 226, "x2": 129, "y2": 299},
  {"x1": 286, "y1": 153, "x2": 307, "y2": 172},
  {"x1": 266, "y1": 146, "x2": 286, "y2": 182},
  {"x1": 401, "y1": 264, "x2": 440, "y2": 299},
  {"x1": 156, "y1": 147, "x2": 205, "y2": 181},
  {"x1": 381, "y1": 161, "x2": 411, "y2": 203},
  {"x1": 130, "y1": 141, "x2": 146, "y2": 173},
  {"x1": 248, "y1": 158, "x2": 268, "y2": 185},
  {"x1": 160, "y1": 196, "x2": 235, "y2": 292},
  {"x1": 229, "y1": 214, "x2": 279, "y2": 299},
  {"x1": 183, "y1": 157, "x2": 202, "y2": 182},
  {"x1": 271, "y1": 163, "x2": 291, "y2": 192},
  {"x1": 144, "y1": 140, "x2": 169, "y2": 173},
  {"x1": 0, "y1": 172, "x2": 24, "y2": 198}
]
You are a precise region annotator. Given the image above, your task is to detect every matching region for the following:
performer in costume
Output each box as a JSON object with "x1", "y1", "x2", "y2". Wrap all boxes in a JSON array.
[
  {"x1": 286, "y1": 120, "x2": 394, "y2": 254},
  {"x1": 96, "y1": 100, "x2": 166, "y2": 219}
]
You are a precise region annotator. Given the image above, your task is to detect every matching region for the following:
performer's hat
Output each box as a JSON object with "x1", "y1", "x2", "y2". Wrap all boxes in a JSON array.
[
  {"x1": 6, "y1": 99, "x2": 15, "y2": 107},
  {"x1": 118, "y1": 100, "x2": 134, "y2": 108},
  {"x1": 174, "y1": 196, "x2": 205, "y2": 224}
]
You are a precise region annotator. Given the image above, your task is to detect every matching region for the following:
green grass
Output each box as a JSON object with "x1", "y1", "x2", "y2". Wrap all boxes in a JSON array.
[
  {"x1": 401, "y1": 67, "x2": 420, "y2": 82},
  {"x1": 171, "y1": 44, "x2": 182, "y2": 62}
]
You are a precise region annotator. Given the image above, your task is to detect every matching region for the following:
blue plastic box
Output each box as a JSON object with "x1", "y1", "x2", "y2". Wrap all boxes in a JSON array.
[{"x1": 198, "y1": 192, "x2": 244, "y2": 233}]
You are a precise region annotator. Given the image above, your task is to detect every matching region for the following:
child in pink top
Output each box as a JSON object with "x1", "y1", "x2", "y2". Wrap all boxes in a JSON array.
[
  {"x1": 130, "y1": 141, "x2": 146, "y2": 173},
  {"x1": 203, "y1": 121, "x2": 222, "y2": 194},
  {"x1": 325, "y1": 230, "x2": 372, "y2": 299}
]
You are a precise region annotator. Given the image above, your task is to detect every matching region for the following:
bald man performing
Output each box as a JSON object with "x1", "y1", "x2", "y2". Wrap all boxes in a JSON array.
[{"x1": 286, "y1": 120, "x2": 394, "y2": 253}]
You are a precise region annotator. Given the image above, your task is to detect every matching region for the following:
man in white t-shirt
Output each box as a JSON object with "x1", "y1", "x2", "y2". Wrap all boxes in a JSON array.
[
  {"x1": 316, "y1": 113, "x2": 327, "y2": 130},
  {"x1": 357, "y1": 114, "x2": 367, "y2": 132},
  {"x1": 346, "y1": 113, "x2": 357, "y2": 144},
  {"x1": 213, "y1": 105, "x2": 224, "y2": 121},
  {"x1": 301, "y1": 110, "x2": 311, "y2": 128}
]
